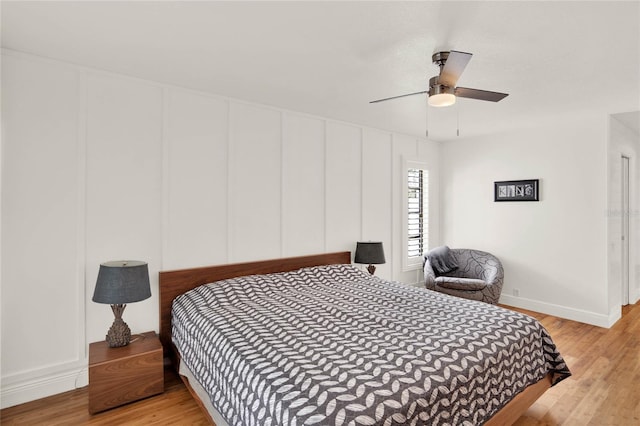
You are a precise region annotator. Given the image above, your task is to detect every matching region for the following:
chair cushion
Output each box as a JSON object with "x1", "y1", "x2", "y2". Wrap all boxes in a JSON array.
[{"x1": 435, "y1": 276, "x2": 487, "y2": 291}]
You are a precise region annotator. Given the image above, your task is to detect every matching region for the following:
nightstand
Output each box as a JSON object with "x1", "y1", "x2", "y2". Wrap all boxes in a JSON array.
[{"x1": 89, "y1": 331, "x2": 164, "y2": 414}]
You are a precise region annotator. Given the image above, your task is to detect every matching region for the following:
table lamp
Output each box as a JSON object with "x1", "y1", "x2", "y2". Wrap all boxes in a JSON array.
[
  {"x1": 92, "y1": 260, "x2": 151, "y2": 348},
  {"x1": 354, "y1": 242, "x2": 386, "y2": 275}
]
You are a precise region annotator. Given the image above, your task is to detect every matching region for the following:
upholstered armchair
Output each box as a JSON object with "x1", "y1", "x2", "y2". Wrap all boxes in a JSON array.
[{"x1": 424, "y1": 248, "x2": 504, "y2": 304}]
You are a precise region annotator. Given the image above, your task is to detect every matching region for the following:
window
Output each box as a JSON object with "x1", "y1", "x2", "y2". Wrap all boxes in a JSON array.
[
  {"x1": 403, "y1": 161, "x2": 429, "y2": 270},
  {"x1": 407, "y1": 168, "x2": 426, "y2": 258}
]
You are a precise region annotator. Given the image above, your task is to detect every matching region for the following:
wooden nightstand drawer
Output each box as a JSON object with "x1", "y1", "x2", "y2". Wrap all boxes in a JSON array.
[{"x1": 89, "y1": 331, "x2": 163, "y2": 414}]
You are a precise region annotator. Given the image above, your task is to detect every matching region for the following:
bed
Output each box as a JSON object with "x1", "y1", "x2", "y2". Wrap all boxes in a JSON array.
[{"x1": 159, "y1": 252, "x2": 570, "y2": 425}]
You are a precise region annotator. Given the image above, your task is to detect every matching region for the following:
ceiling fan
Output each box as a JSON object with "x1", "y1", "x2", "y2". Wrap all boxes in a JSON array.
[{"x1": 370, "y1": 50, "x2": 508, "y2": 107}]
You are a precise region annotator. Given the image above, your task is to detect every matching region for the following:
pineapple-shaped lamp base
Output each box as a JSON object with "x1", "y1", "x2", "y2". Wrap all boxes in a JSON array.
[{"x1": 106, "y1": 304, "x2": 132, "y2": 348}]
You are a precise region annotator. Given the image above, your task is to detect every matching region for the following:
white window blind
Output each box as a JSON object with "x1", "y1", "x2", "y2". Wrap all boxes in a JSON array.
[{"x1": 407, "y1": 168, "x2": 428, "y2": 260}]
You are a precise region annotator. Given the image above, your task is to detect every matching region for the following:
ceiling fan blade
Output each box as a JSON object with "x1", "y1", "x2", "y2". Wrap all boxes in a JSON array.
[
  {"x1": 369, "y1": 90, "x2": 428, "y2": 104},
  {"x1": 439, "y1": 50, "x2": 473, "y2": 87},
  {"x1": 455, "y1": 87, "x2": 509, "y2": 102}
]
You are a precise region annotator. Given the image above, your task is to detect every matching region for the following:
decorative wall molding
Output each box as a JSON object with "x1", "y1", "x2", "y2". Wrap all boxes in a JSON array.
[
  {"x1": 323, "y1": 120, "x2": 328, "y2": 254},
  {"x1": 76, "y1": 69, "x2": 88, "y2": 365},
  {"x1": 226, "y1": 99, "x2": 233, "y2": 263},
  {"x1": 161, "y1": 87, "x2": 171, "y2": 269}
]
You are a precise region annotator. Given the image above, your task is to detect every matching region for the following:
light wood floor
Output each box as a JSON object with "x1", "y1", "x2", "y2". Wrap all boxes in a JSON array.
[
  {"x1": 2, "y1": 302, "x2": 638, "y2": 425},
  {"x1": 511, "y1": 302, "x2": 640, "y2": 426}
]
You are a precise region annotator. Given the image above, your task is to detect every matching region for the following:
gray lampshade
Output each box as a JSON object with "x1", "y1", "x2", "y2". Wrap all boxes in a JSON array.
[
  {"x1": 92, "y1": 260, "x2": 151, "y2": 304},
  {"x1": 354, "y1": 242, "x2": 386, "y2": 265}
]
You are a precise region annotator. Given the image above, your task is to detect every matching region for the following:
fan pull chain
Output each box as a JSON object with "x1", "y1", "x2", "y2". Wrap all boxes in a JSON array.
[
  {"x1": 425, "y1": 102, "x2": 429, "y2": 138},
  {"x1": 456, "y1": 102, "x2": 460, "y2": 137}
]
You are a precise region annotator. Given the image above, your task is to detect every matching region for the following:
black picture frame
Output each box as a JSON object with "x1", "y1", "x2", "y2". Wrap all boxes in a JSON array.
[{"x1": 494, "y1": 179, "x2": 539, "y2": 202}]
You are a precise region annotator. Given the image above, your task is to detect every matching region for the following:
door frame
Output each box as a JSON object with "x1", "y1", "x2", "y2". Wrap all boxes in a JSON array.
[{"x1": 621, "y1": 155, "x2": 631, "y2": 305}]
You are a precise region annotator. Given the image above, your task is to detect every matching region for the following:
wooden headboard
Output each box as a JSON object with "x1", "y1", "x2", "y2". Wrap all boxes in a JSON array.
[{"x1": 158, "y1": 251, "x2": 352, "y2": 363}]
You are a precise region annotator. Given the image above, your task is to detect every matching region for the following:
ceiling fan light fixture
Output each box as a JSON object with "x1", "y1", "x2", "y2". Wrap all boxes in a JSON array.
[
  {"x1": 428, "y1": 93, "x2": 456, "y2": 107},
  {"x1": 428, "y1": 76, "x2": 456, "y2": 107}
]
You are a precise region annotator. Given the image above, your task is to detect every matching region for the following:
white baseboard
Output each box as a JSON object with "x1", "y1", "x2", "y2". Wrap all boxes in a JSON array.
[
  {"x1": 1, "y1": 363, "x2": 88, "y2": 409},
  {"x1": 607, "y1": 308, "x2": 622, "y2": 328},
  {"x1": 632, "y1": 286, "x2": 640, "y2": 305},
  {"x1": 499, "y1": 294, "x2": 616, "y2": 328}
]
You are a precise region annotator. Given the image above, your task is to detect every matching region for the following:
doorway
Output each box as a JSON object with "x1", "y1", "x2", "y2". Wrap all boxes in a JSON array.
[{"x1": 621, "y1": 155, "x2": 630, "y2": 306}]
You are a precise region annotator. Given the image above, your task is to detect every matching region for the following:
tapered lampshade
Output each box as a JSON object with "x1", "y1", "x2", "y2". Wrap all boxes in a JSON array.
[
  {"x1": 93, "y1": 261, "x2": 151, "y2": 304},
  {"x1": 355, "y1": 242, "x2": 386, "y2": 275}
]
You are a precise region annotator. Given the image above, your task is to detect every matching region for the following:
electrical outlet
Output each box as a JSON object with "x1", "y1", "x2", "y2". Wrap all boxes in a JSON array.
[{"x1": 513, "y1": 288, "x2": 520, "y2": 297}]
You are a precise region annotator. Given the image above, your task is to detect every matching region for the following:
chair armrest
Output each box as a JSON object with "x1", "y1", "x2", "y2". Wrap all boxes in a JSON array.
[
  {"x1": 423, "y1": 257, "x2": 437, "y2": 289},
  {"x1": 484, "y1": 258, "x2": 504, "y2": 286}
]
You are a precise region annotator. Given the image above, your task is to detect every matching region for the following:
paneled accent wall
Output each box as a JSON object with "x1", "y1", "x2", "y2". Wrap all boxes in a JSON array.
[
  {"x1": 282, "y1": 114, "x2": 325, "y2": 257},
  {"x1": 164, "y1": 89, "x2": 229, "y2": 269},
  {"x1": 0, "y1": 50, "x2": 440, "y2": 407},
  {"x1": 1, "y1": 51, "x2": 87, "y2": 405}
]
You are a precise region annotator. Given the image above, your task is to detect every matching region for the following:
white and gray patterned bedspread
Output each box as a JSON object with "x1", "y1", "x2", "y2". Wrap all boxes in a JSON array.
[{"x1": 172, "y1": 264, "x2": 570, "y2": 426}]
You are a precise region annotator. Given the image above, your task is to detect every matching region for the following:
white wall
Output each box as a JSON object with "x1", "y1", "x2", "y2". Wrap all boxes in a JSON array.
[
  {"x1": 440, "y1": 116, "x2": 612, "y2": 326},
  {"x1": 1, "y1": 51, "x2": 88, "y2": 405},
  {"x1": 607, "y1": 116, "x2": 640, "y2": 317},
  {"x1": 0, "y1": 50, "x2": 440, "y2": 407}
]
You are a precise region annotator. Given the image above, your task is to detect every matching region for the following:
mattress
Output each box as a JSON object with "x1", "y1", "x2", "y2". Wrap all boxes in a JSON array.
[{"x1": 172, "y1": 264, "x2": 570, "y2": 426}]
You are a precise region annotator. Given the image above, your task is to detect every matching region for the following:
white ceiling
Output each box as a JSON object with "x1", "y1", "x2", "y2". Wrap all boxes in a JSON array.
[{"x1": 2, "y1": 1, "x2": 639, "y2": 140}]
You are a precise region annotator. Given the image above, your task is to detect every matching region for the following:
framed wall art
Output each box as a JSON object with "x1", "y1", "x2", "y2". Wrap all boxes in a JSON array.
[{"x1": 494, "y1": 179, "x2": 539, "y2": 202}]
